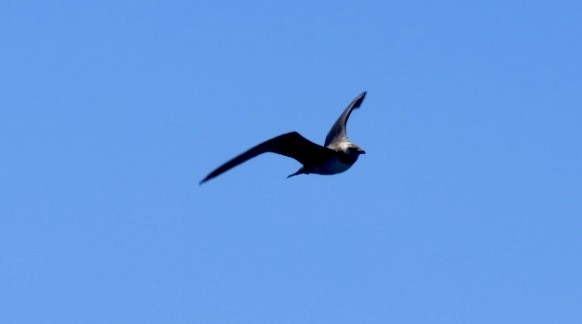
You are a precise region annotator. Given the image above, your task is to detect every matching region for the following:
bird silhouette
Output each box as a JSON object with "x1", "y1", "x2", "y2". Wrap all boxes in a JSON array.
[{"x1": 200, "y1": 92, "x2": 367, "y2": 184}]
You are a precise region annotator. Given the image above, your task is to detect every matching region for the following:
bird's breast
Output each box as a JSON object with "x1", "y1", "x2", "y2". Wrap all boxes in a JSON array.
[{"x1": 311, "y1": 155, "x2": 357, "y2": 175}]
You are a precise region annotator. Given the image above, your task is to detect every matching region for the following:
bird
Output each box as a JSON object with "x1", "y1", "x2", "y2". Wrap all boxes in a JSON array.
[{"x1": 200, "y1": 91, "x2": 367, "y2": 184}]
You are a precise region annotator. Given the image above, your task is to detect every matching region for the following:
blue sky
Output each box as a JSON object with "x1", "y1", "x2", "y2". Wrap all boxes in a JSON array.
[{"x1": 1, "y1": 0, "x2": 581, "y2": 323}]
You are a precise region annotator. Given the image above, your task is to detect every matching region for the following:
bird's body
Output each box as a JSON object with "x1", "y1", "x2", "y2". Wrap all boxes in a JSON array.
[
  {"x1": 292, "y1": 141, "x2": 362, "y2": 176},
  {"x1": 200, "y1": 92, "x2": 367, "y2": 184},
  {"x1": 307, "y1": 155, "x2": 357, "y2": 175}
]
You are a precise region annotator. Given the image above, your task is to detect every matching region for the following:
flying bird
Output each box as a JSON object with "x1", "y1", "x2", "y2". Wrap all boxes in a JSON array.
[{"x1": 200, "y1": 92, "x2": 367, "y2": 184}]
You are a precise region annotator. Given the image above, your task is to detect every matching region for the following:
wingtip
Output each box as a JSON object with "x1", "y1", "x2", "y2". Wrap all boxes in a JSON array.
[{"x1": 353, "y1": 91, "x2": 367, "y2": 108}]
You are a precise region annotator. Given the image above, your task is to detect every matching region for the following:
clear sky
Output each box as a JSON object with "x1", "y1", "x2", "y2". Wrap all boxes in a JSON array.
[{"x1": 1, "y1": 0, "x2": 581, "y2": 323}]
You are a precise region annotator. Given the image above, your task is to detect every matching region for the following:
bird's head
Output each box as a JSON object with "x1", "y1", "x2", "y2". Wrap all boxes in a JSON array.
[
  {"x1": 338, "y1": 142, "x2": 366, "y2": 155},
  {"x1": 349, "y1": 144, "x2": 366, "y2": 155}
]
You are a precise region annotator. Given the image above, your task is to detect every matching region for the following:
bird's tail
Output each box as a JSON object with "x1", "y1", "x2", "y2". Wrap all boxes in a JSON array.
[{"x1": 287, "y1": 167, "x2": 306, "y2": 178}]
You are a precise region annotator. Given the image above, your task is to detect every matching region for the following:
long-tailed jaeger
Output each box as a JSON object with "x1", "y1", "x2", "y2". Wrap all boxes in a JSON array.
[{"x1": 200, "y1": 91, "x2": 367, "y2": 184}]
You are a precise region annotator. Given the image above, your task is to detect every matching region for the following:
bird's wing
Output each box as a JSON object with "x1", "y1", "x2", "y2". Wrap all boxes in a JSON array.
[
  {"x1": 324, "y1": 91, "x2": 367, "y2": 147},
  {"x1": 200, "y1": 131, "x2": 334, "y2": 184}
]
